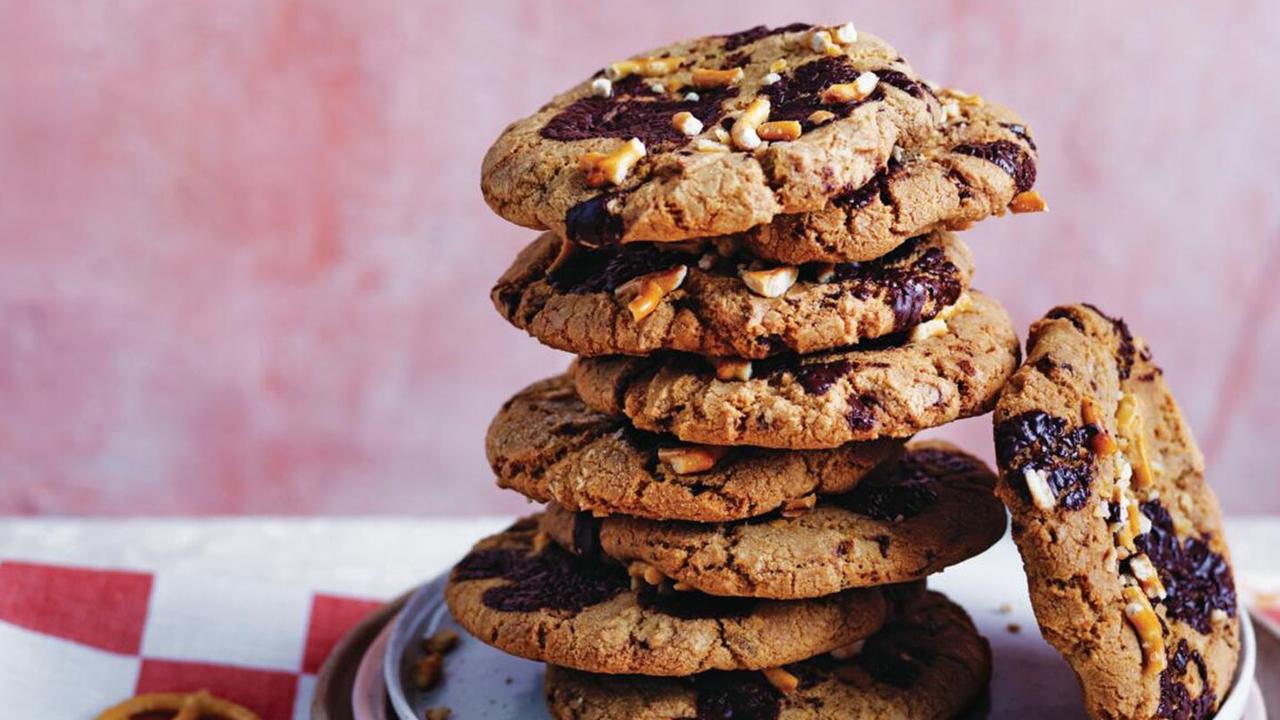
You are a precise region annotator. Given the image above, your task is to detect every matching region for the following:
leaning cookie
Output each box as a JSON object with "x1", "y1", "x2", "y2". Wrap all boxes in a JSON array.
[
  {"x1": 573, "y1": 290, "x2": 1019, "y2": 449},
  {"x1": 541, "y1": 442, "x2": 1005, "y2": 599},
  {"x1": 545, "y1": 590, "x2": 991, "y2": 720},
  {"x1": 740, "y1": 98, "x2": 1041, "y2": 265},
  {"x1": 481, "y1": 23, "x2": 939, "y2": 244},
  {"x1": 492, "y1": 230, "x2": 973, "y2": 358},
  {"x1": 487, "y1": 375, "x2": 902, "y2": 522},
  {"x1": 445, "y1": 517, "x2": 893, "y2": 676},
  {"x1": 994, "y1": 304, "x2": 1239, "y2": 720}
]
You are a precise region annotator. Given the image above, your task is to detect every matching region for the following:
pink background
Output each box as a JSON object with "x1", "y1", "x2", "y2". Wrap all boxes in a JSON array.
[{"x1": 2, "y1": 1, "x2": 1277, "y2": 516}]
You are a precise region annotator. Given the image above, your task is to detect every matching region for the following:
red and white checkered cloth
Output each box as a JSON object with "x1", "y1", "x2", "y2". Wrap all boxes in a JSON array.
[
  {"x1": 0, "y1": 518, "x2": 509, "y2": 719},
  {"x1": 1, "y1": 517, "x2": 1274, "y2": 719}
]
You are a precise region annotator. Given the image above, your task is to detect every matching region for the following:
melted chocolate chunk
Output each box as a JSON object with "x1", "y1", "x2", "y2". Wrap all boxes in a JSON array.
[
  {"x1": 571, "y1": 512, "x2": 603, "y2": 560},
  {"x1": 542, "y1": 76, "x2": 737, "y2": 147},
  {"x1": 637, "y1": 587, "x2": 757, "y2": 620},
  {"x1": 823, "y1": 237, "x2": 964, "y2": 330},
  {"x1": 547, "y1": 242, "x2": 697, "y2": 294},
  {"x1": 1157, "y1": 640, "x2": 1216, "y2": 720},
  {"x1": 853, "y1": 616, "x2": 941, "y2": 688},
  {"x1": 452, "y1": 543, "x2": 629, "y2": 613},
  {"x1": 1134, "y1": 501, "x2": 1236, "y2": 633},
  {"x1": 838, "y1": 457, "x2": 939, "y2": 521},
  {"x1": 994, "y1": 410, "x2": 1098, "y2": 510},
  {"x1": 792, "y1": 359, "x2": 855, "y2": 395},
  {"x1": 846, "y1": 395, "x2": 878, "y2": 432},
  {"x1": 1001, "y1": 122, "x2": 1037, "y2": 151},
  {"x1": 874, "y1": 68, "x2": 929, "y2": 99},
  {"x1": 692, "y1": 670, "x2": 784, "y2": 720},
  {"x1": 874, "y1": 534, "x2": 892, "y2": 557},
  {"x1": 953, "y1": 140, "x2": 1036, "y2": 193},
  {"x1": 765, "y1": 56, "x2": 886, "y2": 128},
  {"x1": 834, "y1": 170, "x2": 888, "y2": 210},
  {"x1": 1082, "y1": 303, "x2": 1136, "y2": 380},
  {"x1": 753, "y1": 333, "x2": 909, "y2": 396},
  {"x1": 565, "y1": 193, "x2": 625, "y2": 247},
  {"x1": 720, "y1": 23, "x2": 813, "y2": 51}
]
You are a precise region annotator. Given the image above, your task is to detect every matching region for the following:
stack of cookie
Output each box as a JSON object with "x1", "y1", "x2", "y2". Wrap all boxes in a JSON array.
[{"x1": 449, "y1": 21, "x2": 1044, "y2": 718}]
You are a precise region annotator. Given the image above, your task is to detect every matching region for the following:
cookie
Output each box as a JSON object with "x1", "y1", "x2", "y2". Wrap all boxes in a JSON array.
[
  {"x1": 445, "y1": 517, "x2": 893, "y2": 676},
  {"x1": 545, "y1": 590, "x2": 991, "y2": 720},
  {"x1": 573, "y1": 290, "x2": 1019, "y2": 449},
  {"x1": 492, "y1": 230, "x2": 973, "y2": 358},
  {"x1": 488, "y1": 375, "x2": 903, "y2": 522},
  {"x1": 540, "y1": 441, "x2": 1005, "y2": 599},
  {"x1": 481, "y1": 23, "x2": 939, "y2": 245},
  {"x1": 993, "y1": 304, "x2": 1239, "y2": 720},
  {"x1": 740, "y1": 98, "x2": 1040, "y2": 265}
]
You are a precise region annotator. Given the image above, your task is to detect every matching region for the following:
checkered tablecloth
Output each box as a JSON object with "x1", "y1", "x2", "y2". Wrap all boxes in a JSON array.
[
  {"x1": 1, "y1": 517, "x2": 1276, "y2": 719},
  {"x1": 0, "y1": 518, "x2": 509, "y2": 719}
]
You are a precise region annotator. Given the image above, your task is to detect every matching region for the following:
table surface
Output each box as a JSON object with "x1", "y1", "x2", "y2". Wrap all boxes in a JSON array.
[{"x1": 1, "y1": 516, "x2": 1276, "y2": 718}]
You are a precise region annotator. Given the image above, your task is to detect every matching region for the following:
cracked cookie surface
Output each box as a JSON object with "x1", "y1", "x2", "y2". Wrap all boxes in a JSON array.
[
  {"x1": 740, "y1": 98, "x2": 1039, "y2": 264},
  {"x1": 994, "y1": 304, "x2": 1239, "y2": 720},
  {"x1": 488, "y1": 375, "x2": 902, "y2": 522},
  {"x1": 541, "y1": 442, "x2": 1005, "y2": 599},
  {"x1": 573, "y1": 290, "x2": 1019, "y2": 449},
  {"x1": 493, "y1": 230, "x2": 973, "y2": 358},
  {"x1": 444, "y1": 517, "x2": 891, "y2": 676},
  {"x1": 481, "y1": 24, "x2": 939, "y2": 245},
  {"x1": 544, "y1": 590, "x2": 991, "y2": 720}
]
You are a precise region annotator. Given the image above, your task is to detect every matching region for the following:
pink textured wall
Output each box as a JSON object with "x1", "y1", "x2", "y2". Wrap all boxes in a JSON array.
[{"x1": 2, "y1": 1, "x2": 1277, "y2": 515}]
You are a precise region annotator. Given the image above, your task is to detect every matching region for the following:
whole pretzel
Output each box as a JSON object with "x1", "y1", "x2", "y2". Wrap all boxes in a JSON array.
[{"x1": 97, "y1": 689, "x2": 261, "y2": 720}]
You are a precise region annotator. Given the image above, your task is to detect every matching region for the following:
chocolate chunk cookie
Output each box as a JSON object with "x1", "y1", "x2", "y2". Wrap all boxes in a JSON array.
[
  {"x1": 492, "y1": 230, "x2": 973, "y2": 358},
  {"x1": 445, "y1": 517, "x2": 892, "y2": 676},
  {"x1": 573, "y1": 291, "x2": 1019, "y2": 449},
  {"x1": 741, "y1": 98, "x2": 1041, "y2": 264},
  {"x1": 540, "y1": 442, "x2": 1005, "y2": 599},
  {"x1": 993, "y1": 304, "x2": 1239, "y2": 720},
  {"x1": 488, "y1": 375, "x2": 903, "y2": 522},
  {"x1": 481, "y1": 23, "x2": 939, "y2": 245},
  {"x1": 545, "y1": 590, "x2": 991, "y2": 720}
]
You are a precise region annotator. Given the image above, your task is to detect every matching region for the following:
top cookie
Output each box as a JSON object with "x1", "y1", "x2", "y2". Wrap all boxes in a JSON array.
[
  {"x1": 739, "y1": 97, "x2": 1041, "y2": 264},
  {"x1": 482, "y1": 23, "x2": 939, "y2": 245},
  {"x1": 993, "y1": 304, "x2": 1239, "y2": 720}
]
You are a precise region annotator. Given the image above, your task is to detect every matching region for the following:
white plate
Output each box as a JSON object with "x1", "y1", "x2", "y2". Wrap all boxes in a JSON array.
[{"x1": 384, "y1": 536, "x2": 1262, "y2": 719}]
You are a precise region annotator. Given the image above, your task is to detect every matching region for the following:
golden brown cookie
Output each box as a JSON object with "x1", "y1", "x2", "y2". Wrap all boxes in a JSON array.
[
  {"x1": 740, "y1": 98, "x2": 1041, "y2": 264},
  {"x1": 444, "y1": 517, "x2": 893, "y2": 676},
  {"x1": 573, "y1": 291, "x2": 1019, "y2": 449},
  {"x1": 994, "y1": 304, "x2": 1239, "y2": 720},
  {"x1": 540, "y1": 442, "x2": 1005, "y2": 599},
  {"x1": 544, "y1": 590, "x2": 991, "y2": 720},
  {"x1": 492, "y1": 230, "x2": 973, "y2": 358},
  {"x1": 487, "y1": 375, "x2": 902, "y2": 522},
  {"x1": 481, "y1": 23, "x2": 940, "y2": 245}
]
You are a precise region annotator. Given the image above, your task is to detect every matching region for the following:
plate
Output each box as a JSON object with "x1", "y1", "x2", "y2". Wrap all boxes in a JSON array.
[
  {"x1": 381, "y1": 537, "x2": 1263, "y2": 719},
  {"x1": 311, "y1": 594, "x2": 405, "y2": 720}
]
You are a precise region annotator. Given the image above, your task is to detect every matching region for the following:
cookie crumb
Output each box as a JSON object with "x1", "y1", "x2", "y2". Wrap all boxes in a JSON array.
[
  {"x1": 425, "y1": 707, "x2": 452, "y2": 720},
  {"x1": 1006, "y1": 622, "x2": 1021, "y2": 634}
]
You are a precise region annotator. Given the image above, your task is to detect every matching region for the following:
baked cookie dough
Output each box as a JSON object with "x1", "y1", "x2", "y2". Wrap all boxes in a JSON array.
[
  {"x1": 481, "y1": 23, "x2": 939, "y2": 245},
  {"x1": 445, "y1": 517, "x2": 893, "y2": 676},
  {"x1": 492, "y1": 230, "x2": 973, "y2": 358},
  {"x1": 740, "y1": 97, "x2": 1040, "y2": 264},
  {"x1": 544, "y1": 590, "x2": 991, "y2": 720},
  {"x1": 573, "y1": 291, "x2": 1019, "y2": 449},
  {"x1": 541, "y1": 441, "x2": 1005, "y2": 598},
  {"x1": 488, "y1": 375, "x2": 902, "y2": 522},
  {"x1": 994, "y1": 303, "x2": 1239, "y2": 720}
]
